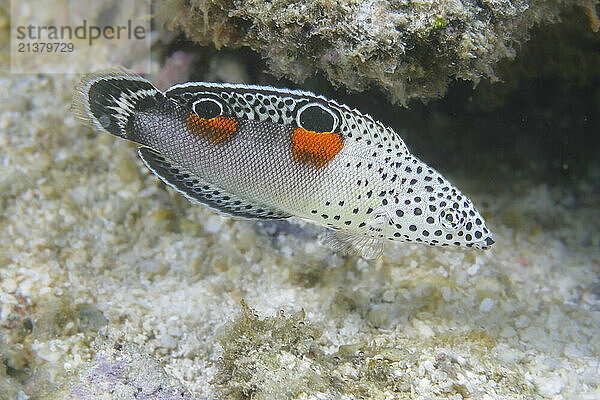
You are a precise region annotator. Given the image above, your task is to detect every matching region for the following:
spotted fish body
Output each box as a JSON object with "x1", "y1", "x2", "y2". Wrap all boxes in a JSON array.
[{"x1": 72, "y1": 68, "x2": 494, "y2": 258}]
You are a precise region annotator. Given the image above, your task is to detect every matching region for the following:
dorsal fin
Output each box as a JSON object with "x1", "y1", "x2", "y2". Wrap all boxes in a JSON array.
[{"x1": 164, "y1": 82, "x2": 409, "y2": 154}]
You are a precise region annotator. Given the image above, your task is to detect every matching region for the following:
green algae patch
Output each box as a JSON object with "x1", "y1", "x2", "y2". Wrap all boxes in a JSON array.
[
  {"x1": 437, "y1": 329, "x2": 497, "y2": 356},
  {"x1": 430, "y1": 15, "x2": 447, "y2": 31},
  {"x1": 33, "y1": 300, "x2": 108, "y2": 340},
  {"x1": 213, "y1": 300, "x2": 326, "y2": 399}
]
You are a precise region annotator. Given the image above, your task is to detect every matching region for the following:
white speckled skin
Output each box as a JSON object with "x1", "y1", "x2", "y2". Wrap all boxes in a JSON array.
[{"x1": 73, "y1": 68, "x2": 495, "y2": 257}]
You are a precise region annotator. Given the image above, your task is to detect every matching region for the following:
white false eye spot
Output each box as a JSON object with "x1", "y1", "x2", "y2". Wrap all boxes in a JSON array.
[
  {"x1": 296, "y1": 102, "x2": 339, "y2": 133},
  {"x1": 193, "y1": 98, "x2": 224, "y2": 119},
  {"x1": 439, "y1": 207, "x2": 466, "y2": 231}
]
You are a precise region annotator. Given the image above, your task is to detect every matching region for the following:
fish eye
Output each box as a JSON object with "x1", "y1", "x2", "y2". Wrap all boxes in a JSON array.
[
  {"x1": 439, "y1": 207, "x2": 466, "y2": 231},
  {"x1": 296, "y1": 102, "x2": 339, "y2": 133},
  {"x1": 193, "y1": 98, "x2": 223, "y2": 118}
]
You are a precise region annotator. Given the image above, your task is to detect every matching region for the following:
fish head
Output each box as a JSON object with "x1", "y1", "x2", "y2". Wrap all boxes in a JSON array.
[{"x1": 385, "y1": 156, "x2": 495, "y2": 250}]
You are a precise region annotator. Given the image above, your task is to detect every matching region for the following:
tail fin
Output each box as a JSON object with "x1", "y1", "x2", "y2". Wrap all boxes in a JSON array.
[{"x1": 72, "y1": 67, "x2": 163, "y2": 140}]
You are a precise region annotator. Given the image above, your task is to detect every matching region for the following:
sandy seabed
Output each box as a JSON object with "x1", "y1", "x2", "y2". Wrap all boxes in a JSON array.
[{"x1": 0, "y1": 73, "x2": 599, "y2": 399}]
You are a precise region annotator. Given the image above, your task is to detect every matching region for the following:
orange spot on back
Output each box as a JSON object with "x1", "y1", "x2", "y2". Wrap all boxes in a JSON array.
[
  {"x1": 186, "y1": 113, "x2": 237, "y2": 144},
  {"x1": 291, "y1": 127, "x2": 343, "y2": 168}
]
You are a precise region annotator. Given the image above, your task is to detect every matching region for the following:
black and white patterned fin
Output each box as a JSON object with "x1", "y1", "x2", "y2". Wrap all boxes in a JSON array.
[
  {"x1": 137, "y1": 147, "x2": 291, "y2": 220},
  {"x1": 72, "y1": 67, "x2": 163, "y2": 141}
]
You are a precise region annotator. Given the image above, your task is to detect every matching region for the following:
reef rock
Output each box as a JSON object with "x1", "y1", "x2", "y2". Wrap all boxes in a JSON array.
[{"x1": 158, "y1": 0, "x2": 576, "y2": 104}]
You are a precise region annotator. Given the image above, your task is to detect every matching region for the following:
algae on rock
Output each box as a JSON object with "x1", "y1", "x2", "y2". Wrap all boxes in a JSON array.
[
  {"x1": 158, "y1": 0, "x2": 575, "y2": 104},
  {"x1": 211, "y1": 301, "x2": 536, "y2": 400}
]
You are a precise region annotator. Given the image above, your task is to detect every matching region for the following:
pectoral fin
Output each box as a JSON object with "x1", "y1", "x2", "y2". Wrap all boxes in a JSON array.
[{"x1": 324, "y1": 229, "x2": 384, "y2": 259}]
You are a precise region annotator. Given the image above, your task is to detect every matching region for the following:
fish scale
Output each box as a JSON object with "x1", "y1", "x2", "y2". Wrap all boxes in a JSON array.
[{"x1": 72, "y1": 67, "x2": 495, "y2": 259}]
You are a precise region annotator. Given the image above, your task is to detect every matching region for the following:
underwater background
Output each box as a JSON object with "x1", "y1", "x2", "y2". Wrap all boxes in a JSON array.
[{"x1": 1, "y1": 1, "x2": 599, "y2": 399}]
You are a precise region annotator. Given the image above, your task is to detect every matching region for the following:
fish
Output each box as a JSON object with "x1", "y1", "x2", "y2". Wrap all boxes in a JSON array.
[{"x1": 72, "y1": 67, "x2": 495, "y2": 259}]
